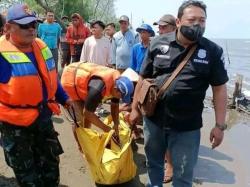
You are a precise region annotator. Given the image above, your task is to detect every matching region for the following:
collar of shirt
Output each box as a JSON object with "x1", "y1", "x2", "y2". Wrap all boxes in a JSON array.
[
  {"x1": 118, "y1": 29, "x2": 133, "y2": 37},
  {"x1": 139, "y1": 42, "x2": 148, "y2": 49},
  {"x1": 121, "y1": 29, "x2": 129, "y2": 36}
]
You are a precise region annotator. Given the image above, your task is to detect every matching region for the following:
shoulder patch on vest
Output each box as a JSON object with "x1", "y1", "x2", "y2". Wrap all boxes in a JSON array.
[
  {"x1": 1, "y1": 52, "x2": 31, "y2": 63},
  {"x1": 41, "y1": 47, "x2": 53, "y2": 60}
]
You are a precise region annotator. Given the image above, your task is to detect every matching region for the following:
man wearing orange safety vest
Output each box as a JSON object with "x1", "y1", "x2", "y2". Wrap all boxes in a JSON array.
[
  {"x1": 0, "y1": 4, "x2": 71, "y2": 187},
  {"x1": 61, "y1": 62, "x2": 135, "y2": 144}
]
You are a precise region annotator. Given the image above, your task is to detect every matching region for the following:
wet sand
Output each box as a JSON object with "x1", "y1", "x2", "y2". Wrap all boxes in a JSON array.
[{"x1": 1, "y1": 108, "x2": 250, "y2": 187}]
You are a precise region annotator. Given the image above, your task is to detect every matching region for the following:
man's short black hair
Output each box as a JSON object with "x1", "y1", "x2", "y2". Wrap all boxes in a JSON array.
[
  {"x1": 177, "y1": 0, "x2": 207, "y2": 19},
  {"x1": 106, "y1": 23, "x2": 115, "y2": 29},
  {"x1": 61, "y1": 16, "x2": 69, "y2": 20},
  {"x1": 46, "y1": 10, "x2": 54, "y2": 14},
  {"x1": 71, "y1": 13, "x2": 80, "y2": 19},
  {"x1": 91, "y1": 20, "x2": 105, "y2": 30}
]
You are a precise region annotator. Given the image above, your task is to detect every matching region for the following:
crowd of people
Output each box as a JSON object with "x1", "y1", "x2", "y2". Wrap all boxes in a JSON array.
[{"x1": 0, "y1": 0, "x2": 229, "y2": 187}]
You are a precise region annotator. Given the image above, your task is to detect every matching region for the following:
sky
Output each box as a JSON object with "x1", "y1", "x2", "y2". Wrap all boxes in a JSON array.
[{"x1": 114, "y1": 0, "x2": 250, "y2": 39}]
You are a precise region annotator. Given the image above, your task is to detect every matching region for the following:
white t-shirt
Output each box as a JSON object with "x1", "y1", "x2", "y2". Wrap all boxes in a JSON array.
[{"x1": 80, "y1": 35, "x2": 112, "y2": 66}]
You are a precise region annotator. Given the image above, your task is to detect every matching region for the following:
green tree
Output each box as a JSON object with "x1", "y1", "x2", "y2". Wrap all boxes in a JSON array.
[
  {"x1": 0, "y1": 0, "x2": 117, "y2": 26},
  {"x1": 90, "y1": 0, "x2": 117, "y2": 23},
  {"x1": 0, "y1": 0, "x2": 23, "y2": 13},
  {"x1": 23, "y1": 0, "x2": 117, "y2": 24}
]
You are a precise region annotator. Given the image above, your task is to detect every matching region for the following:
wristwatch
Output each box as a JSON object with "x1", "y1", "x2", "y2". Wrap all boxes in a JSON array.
[{"x1": 215, "y1": 123, "x2": 227, "y2": 131}]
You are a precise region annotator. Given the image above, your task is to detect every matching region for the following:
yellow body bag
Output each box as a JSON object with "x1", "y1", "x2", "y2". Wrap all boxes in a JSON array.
[{"x1": 75, "y1": 114, "x2": 137, "y2": 185}]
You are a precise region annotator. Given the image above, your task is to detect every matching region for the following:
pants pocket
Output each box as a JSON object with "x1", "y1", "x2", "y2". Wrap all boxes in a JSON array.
[
  {"x1": 42, "y1": 130, "x2": 64, "y2": 158},
  {"x1": 2, "y1": 135, "x2": 34, "y2": 170}
]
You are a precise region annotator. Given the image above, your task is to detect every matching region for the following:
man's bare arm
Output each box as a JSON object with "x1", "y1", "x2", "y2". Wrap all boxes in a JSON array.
[{"x1": 210, "y1": 84, "x2": 227, "y2": 149}]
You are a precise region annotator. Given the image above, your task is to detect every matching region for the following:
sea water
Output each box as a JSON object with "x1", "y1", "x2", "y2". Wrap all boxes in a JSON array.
[{"x1": 212, "y1": 38, "x2": 250, "y2": 98}]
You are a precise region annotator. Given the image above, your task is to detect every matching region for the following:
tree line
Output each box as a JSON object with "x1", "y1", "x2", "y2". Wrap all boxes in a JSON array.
[{"x1": 0, "y1": 0, "x2": 117, "y2": 24}]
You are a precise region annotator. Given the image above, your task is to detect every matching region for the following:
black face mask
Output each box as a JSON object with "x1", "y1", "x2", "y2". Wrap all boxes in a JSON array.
[{"x1": 180, "y1": 24, "x2": 205, "y2": 41}]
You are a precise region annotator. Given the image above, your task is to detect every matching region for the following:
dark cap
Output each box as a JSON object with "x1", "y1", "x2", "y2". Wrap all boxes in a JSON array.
[
  {"x1": 153, "y1": 14, "x2": 176, "y2": 26},
  {"x1": 119, "y1": 15, "x2": 129, "y2": 23}
]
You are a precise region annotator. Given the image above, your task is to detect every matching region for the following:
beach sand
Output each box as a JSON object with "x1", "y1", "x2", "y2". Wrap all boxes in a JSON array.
[{"x1": 1, "y1": 107, "x2": 250, "y2": 187}]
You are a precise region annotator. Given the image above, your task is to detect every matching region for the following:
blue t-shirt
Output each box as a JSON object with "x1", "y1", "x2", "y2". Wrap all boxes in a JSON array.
[
  {"x1": 38, "y1": 22, "x2": 62, "y2": 49},
  {"x1": 130, "y1": 42, "x2": 148, "y2": 73},
  {"x1": 0, "y1": 52, "x2": 68, "y2": 105}
]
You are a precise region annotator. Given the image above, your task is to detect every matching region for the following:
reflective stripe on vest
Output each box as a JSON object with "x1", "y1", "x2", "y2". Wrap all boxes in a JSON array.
[
  {"x1": 1, "y1": 52, "x2": 31, "y2": 63},
  {"x1": 41, "y1": 46, "x2": 53, "y2": 60},
  {"x1": 1, "y1": 52, "x2": 39, "y2": 76},
  {"x1": 1, "y1": 48, "x2": 55, "y2": 77},
  {"x1": 41, "y1": 47, "x2": 55, "y2": 71}
]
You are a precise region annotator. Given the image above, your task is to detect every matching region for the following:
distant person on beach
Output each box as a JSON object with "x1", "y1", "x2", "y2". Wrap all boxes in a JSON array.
[
  {"x1": 112, "y1": 15, "x2": 139, "y2": 73},
  {"x1": 130, "y1": 23, "x2": 155, "y2": 73},
  {"x1": 60, "y1": 16, "x2": 71, "y2": 68},
  {"x1": 153, "y1": 13, "x2": 177, "y2": 184},
  {"x1": 130, "y1": 1, "x2": 228, "y2": 187},
  {"x1": 38, "y1": 11, "x2": 62, "y2": 71},
  {"x1": 105, "y1": 22, "x2": 116, "y2": 43},
  {"x1": 66, "y1": 13, "x2": 91, "y2": 63},
  {"x1": 0, "y1": 4, "x2": 71, "y2": 186},
  {"x1": 80, "y1": 20, "x2": 112, "y2": 66},
  {"x1": 123, "y1": 24, "x2": 155, "y2": 140},
  {"x1": 153, "y1": 14, "x2": 177, "y2": 36}
]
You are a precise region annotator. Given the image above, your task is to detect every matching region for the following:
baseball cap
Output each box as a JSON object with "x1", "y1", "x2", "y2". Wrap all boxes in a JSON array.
[
  {"x1": 121, "y1": 68, "x2": 139, "y2": 82},
  {"x1": 115, "y1": 76, "x2": 134, "y2": 104},
  {"x1": 136, "y1": 23, "x2": 155, "y2": 37},
  {"x1": 153, "y1": 14, "x2": 176, "y2": 26},
  {"x1": 119, "y1": 15, "x2": 129, "y2": 23},
  {"x1": 6, "y1": 4, "x2": 37, "y2": 24}
]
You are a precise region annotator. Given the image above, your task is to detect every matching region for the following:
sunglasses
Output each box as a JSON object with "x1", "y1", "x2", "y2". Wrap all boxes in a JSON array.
[{"x1": 11, "y1": 21, "x2": 38, "y2": 30}]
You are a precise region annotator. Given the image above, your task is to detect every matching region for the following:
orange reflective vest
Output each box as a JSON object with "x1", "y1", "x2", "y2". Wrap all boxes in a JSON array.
[
  {"x1": 61, "y1": 62, "x2": 120, "y2": 101},
  {"x1": 0, "y1": 36, "x2": 59, "y2": 126}
]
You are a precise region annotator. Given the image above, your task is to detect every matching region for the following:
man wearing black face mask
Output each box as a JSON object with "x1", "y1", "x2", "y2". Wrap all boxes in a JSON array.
[
  {"x1": 180, "y1": 23, "x2": 205, "y2": 41},
  {"x1": 130, "y1": 1, "x2": 228, "y2": 187}
]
